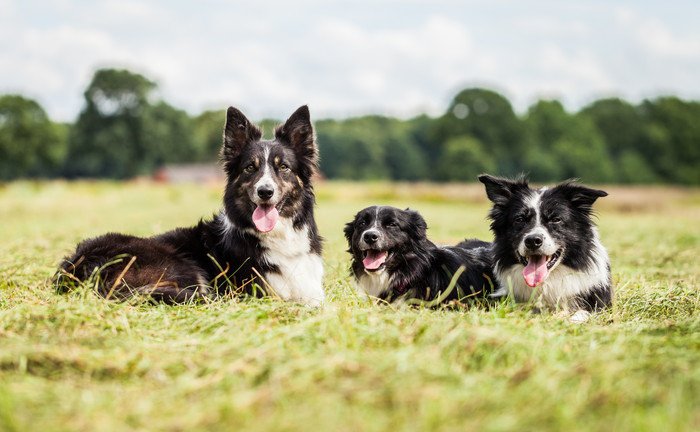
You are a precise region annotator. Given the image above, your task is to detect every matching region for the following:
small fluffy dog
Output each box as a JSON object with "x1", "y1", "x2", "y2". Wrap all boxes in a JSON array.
[
  {"x1": 56, "y1": 106, "x2": 324, "y2": 306},
  {"x1": 473, "y1": 174, "x2": 612, "y2": 321},
  {"x1": 344, "y1": 205, "x2": 494, "y2": 304}
]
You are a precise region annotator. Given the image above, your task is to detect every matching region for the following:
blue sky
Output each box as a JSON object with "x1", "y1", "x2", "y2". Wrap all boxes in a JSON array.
[{"x1": 1, "y1": 0, "x2": 699, "y2": 121}]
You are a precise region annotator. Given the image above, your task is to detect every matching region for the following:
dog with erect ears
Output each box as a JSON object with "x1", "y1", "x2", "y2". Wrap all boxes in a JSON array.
[
  {"x1": 55, "y1": 105, "x2": 324, "y2": 306},
  {"x1": 472, "y1": 174, "x2": 612, "y2": 322}
]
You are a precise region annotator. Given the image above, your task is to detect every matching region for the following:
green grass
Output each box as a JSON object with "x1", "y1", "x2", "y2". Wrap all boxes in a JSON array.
[{"x1": 1, "y1": 180, "x2": 699, "y2": 432}]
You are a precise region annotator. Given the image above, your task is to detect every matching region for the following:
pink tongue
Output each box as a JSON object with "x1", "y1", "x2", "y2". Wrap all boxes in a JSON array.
[
  {"x1": 252, "y1": 205, "x2": 279, "y2": 232},
  {"x1": 523, "y1": 255, "x2": 549, "y2": 287},
  {"x1": 363, "y1": 250, "x2": 388, "y2": 270}
]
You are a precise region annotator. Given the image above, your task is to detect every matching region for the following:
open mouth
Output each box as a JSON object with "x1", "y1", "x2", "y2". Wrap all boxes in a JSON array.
[
  {"x1": 362, "y1": 249, "x2": 389, "y2": 272},
  {"x1": 519, "y1": 249, "x2": 563, "y2": 287},
  {"x1": 252, "y1": 204, "x2": 279, "y2": 233}
]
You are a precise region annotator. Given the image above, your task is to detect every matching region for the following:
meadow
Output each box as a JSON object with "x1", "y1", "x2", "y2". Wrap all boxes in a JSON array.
[{"x1": 0, "y1": 180, "x2": 698, "y2": 431}]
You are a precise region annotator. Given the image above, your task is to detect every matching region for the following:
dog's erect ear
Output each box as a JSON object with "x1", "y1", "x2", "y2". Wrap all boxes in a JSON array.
[
  {"x1": 555, "y1": 181, "x2": 608, "y2": 212},
  {"x1": 405, "y1": 209, "x2": 428, "y2": 241},
  {"x1": 275, "y1": 105, "x2": 318, "y2": 175},
  {"x1": 478, "y1": 174, "x2": 528, "y2": 205},
  {"x1": 222, "y1": 106, "x2": 262, "y2": 158}
]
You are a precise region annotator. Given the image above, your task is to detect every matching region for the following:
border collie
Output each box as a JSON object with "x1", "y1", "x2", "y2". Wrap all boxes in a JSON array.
[
  {"x1": 344, "y1": 206, "x2": 494, "y2": 305},
  {"x1": 474, "y1": 174, "x2": 612, "y2": 321},
  {"x1": 56, "y1": 105, "x2": 324, "y2": 306}
]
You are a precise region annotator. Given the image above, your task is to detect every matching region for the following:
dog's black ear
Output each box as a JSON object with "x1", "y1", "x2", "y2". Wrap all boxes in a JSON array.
[
  {"x1": 405, "y1": 209, "x2": 428, "y2": 240},
  {"x1": 555, "y1": 181, "x2": 608, "y2": 212},
  {"x1": 343, "y1": 219, "x2": 356, "y2": 244},
  {"x1": 222, "y1": 106, "x2": 262, "y2": 158},
  {"x1": 478, "y1": 174, "x2": 528, "y2": 205},
  {"x1": 275, "y1": 105, "x2": 318, "y2": 177}
]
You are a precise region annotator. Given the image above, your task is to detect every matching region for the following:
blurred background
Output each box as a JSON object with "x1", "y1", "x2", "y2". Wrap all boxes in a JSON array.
[{"x1": 1, "y1": 0, "x2": 699, "y2": 184}]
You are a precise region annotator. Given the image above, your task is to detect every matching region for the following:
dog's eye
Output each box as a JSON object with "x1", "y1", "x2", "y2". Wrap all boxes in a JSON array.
[
  {"x1": 549, "y1": 216, "x2": 562, "y2": 224},
  {"x1": 278, "y1": 163, "x2": 290, "y2": 172},
  {"x1": 385, "y1": 221, "x2": 399, "y2": 228},
  {"x1": 514, "y1": 215, "x2": 526, "y2": 223},
  {"x1": 244, "y1": 164, "x2": 256, "y2": 173},
  {"x1": 357, "y1": 220, "x2": 366, "y2": 227}
]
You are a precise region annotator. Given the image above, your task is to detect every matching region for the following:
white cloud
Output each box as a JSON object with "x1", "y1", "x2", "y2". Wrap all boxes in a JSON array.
[
  {"x1": 615, "y1": 7, "x2": 700, "y2": 60},
  {"x1": 1, "y1": 1, "x2": 699, "y2": 121}
]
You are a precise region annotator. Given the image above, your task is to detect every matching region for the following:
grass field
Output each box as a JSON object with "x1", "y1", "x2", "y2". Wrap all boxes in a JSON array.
[{"x1": 1, "y1": 180, "x2": 699, "y2": 432}]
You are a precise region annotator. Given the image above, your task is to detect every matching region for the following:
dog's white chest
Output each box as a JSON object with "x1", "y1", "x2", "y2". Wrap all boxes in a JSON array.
[
  {"x1": 356, "y1": 270, "x2": 391, "y2": 298},
  {"x1": 258, "y1": 218, "x2": 325, "y2": 306},
  {"x1": 494, "y1": 247, "x2": 609, "y2": 310}
]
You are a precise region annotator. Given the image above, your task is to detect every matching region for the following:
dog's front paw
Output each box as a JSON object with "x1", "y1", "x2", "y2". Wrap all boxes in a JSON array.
[
  {"x1": 570, "y1": 310, "x2": 591, "y2": 324},
  {"x1": 301, "y1": 294, "x2": 324, "y2": 308}
]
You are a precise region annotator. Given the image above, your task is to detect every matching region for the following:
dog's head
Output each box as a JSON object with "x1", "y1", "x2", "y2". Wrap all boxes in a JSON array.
[
  {"x1": 221, "y1": 105, "x2": 318, "y2": 233},
  {"x1": 479, "y1": 174, "x2": 607, "y2": 287},
  {"x1": 344, "y1": 206, "x2": 429, "y2": 274}
]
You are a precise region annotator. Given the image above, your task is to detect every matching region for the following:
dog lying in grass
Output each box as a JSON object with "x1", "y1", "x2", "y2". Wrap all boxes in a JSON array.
[
  {"x1": 471, "y1": 174, "x2": 612, "y2": 322},
  {"x1": 344, "y1": 205, "x2": 494, "y2": 305},
  {"x1": 55, "y1": 106, "x2": 324, "y2": 306}
]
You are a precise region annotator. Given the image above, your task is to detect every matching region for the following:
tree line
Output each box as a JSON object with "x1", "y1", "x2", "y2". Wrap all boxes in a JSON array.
[{"x1": 1, "y1": 68, "x2": 698, "y2": 184}]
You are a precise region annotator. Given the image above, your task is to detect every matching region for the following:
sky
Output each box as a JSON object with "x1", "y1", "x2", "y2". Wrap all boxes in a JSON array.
[{"x1": 1, "y1": 0, "x2": 699, "y2": 122}]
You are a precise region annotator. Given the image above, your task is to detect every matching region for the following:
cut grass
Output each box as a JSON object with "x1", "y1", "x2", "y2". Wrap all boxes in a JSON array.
[{"x1": 1, "y1": 180, "x2": 699, "y2": 431}]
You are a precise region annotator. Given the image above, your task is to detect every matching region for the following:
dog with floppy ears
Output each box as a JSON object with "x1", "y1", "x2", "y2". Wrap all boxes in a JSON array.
[
  {"x1": 470, "y1": 174, "x2": 612, "y2": 322},
  {"x1": 345, "y1": 205, "x2": 494, "y2": 305},
  {"x1": 56, "y1": 105, "x2": 324, "y2": 306}
]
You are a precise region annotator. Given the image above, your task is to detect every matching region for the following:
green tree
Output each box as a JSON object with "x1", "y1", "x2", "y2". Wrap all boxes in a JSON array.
[
  {"x1": 437, "y1": 135, "x2": 495, "y2": 181},
  {"x1": 65, "y1": 68, "x2": 197, "y2": 178},
  {"x1": 522, "y1": 100, "x2": 568, "y2": 181},
  {"x1": 524, "y1": 100, "x2": 615, "y2": 183},
  {"x1": 0, "y1": 95, "x2": 65, "y2": 179},
  {"x1": 385, "y1": 130, "x2": 428, "y2": 181},
  {"x1": 639, "y1": 97, "x2": 700, "y2": 184},
  {"x1": 317, "y1": 117, "x2": 385, "y2": 180},
  {"x1": 580, "y1": 98, "x2": 658, "y2": 183},
  {"x1": 432, "y1": 88, "x2": 523, "y2": 176},
  {"x1": 405, "y1": 114, "x2": 439, "y2": 171},
  {"x1": 580, "y1": 98, "x2": 644, "y2": 158},
  {"x1": 316, "y1": 115, "x2": 430, "y2": 181},
  {"x1": 193, "y1": 109, "x2": 226, "y2": 161},
  {"x1": 143, "y1": 101, "x2": 196, "y2": 165}
]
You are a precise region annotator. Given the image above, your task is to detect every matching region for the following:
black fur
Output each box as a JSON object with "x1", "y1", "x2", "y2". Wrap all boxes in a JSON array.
[
  {"x1": 55, "y1": 106, "x2": 322, "y2": 304},
  {"x1": 344, "y1": 206, "x2": 494, "y2": 305},
  {"x1": 477, "y1": 174, "x2": 613, "y2": 312}
]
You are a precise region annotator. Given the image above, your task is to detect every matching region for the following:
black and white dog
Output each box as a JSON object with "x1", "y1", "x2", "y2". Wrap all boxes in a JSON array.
[
  {"x1": 344, "y1": 206, "x2": 494, "y2": 304},
  {"x1": 56, "y1": 106, "x2": 324, "y2": 306},
  {"x1": 473, "y1": 174, "x2": 612, "y2": 321}
]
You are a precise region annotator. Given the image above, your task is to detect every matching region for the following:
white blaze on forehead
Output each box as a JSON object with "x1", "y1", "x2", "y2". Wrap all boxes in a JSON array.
[
  {"x1": 523, "y1": 187, "x2": 548, "y2": 225},
  {"x1": 519, "y1": 187, "x2": 557, "y2": 257},
  {"x1": 361, "y1": 207, "x2": 382, "y2": 244},
  {"x1": 254, "y1": 145, "x2": 273, "y2": 188}
]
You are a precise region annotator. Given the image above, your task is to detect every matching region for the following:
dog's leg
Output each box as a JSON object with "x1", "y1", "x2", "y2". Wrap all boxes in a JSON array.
[{"x1": 570, "y1": 309, "x2": 592, "y2": 323}]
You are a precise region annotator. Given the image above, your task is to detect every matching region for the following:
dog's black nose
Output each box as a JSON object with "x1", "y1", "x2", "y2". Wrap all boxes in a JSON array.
[
  {"x1": 363, "y1": 231, "x2": 379, "y2": 244},
  {"x1": 524, "y1": 235, "x2": 543, "y2": 250},
  {"x1": 257, "y1": 186, "x2": 274, "y2": 200}
]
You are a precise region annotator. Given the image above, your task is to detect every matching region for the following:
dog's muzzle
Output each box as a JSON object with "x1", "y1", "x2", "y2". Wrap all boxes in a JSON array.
[{"x1": 360, "y1": 229, "x2": 383, "y2": 250}]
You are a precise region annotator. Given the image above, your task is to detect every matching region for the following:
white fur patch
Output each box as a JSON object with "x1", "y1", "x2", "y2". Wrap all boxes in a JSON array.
[
  {"x1": 254, "y1": 145, "x2": 280, "y2": 203},
  {"x1": 218, "y1": 211, "x2": 325, "y2": 306},
  {"x1": 493, "y1": 228, "x2": 609, "y2": 311},
  {"x1": 257, "y1": 217, "x2": 325, "y2": 306},
  {"x1": 520, "y1": 188, "x2": 557, "y2": 256},
  {"x1": 570, "y1": 310, "x2": 592, "y2": 323},
  {"x1": 219, "y1": 209, "x2": 236, "y2": 237},
  {"x1": 356, "y1": 269, "x2": 391, "y2": 298}
]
